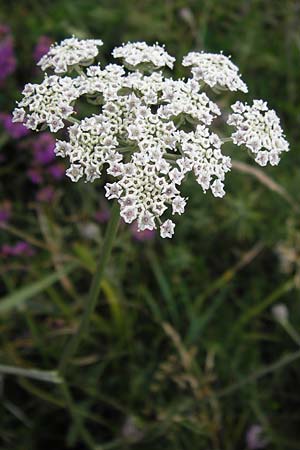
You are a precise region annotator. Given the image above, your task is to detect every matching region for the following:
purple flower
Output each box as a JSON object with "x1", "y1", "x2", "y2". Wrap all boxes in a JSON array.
[
  {"x1": 27, "y1": 167, "x2": 43, "y2": 184},
  {"x1": 0, "y1": 25, "x2": 10, "y2": 36},
  {"x1": 36, "y1": 186, "x2": 55, "y2": 202},
  {"x1": 1, "y1": 241, "x2": 35, "y2": 257},
  {"x1": 0, "y1": 112, "x2": 29, "y2": 139},
  {"x1": 47, "y1": 163, "x2": 65, "y2": 180},
  {"x1": 95, "y1": 208, "x2": 110, "y2": 224},
  {"x1": 13, "y1": 241, "x2": 35, "y2": 256},
  {"x1": 1, "y1": 244, "x2": 13, "y2": 257},
  {"x1": 33, "y1": 35, "x2": 52, "y2": 63},
  {"x1": 246, "y1": 425, "x2": 268, "y2": 449},
  {"x1": 0, "y1": 31, "x2": 16, "y2": 82},
  {"x1": 0, "y1": 201, "x2": 11, "y2": 224},
  {"x1": 130, "y1": 222, "x2": 155, "y2": 241},
  {"x1": 32, "y1": 132, "x2": 55, "y2": 165}
]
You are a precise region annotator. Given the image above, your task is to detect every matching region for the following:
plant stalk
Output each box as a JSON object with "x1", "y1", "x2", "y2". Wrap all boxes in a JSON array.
[
  {"x1": 58, "y1": 201, "x2": 120, "y2": 374},
  {"x1": 60, "y1": 381, "x2": 96, "y2": 449}
]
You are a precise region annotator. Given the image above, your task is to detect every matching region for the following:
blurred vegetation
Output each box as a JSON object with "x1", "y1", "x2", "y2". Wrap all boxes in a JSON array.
[{"x1": 1, "y1": 0, "x2": 300, "y2": 449}]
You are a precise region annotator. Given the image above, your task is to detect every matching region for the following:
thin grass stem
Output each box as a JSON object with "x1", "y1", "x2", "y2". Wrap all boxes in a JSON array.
[{"x1": 58, "y1": 201, "x2": 120, "y2": 374}]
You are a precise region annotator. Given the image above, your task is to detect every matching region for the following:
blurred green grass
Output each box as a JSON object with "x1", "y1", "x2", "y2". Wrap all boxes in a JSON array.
[{"x1": 1, "y1": 0, "x2": 300, "y2": 449}]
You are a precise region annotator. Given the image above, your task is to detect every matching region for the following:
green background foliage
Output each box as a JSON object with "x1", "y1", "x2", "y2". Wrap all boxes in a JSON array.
[{"x1": 1, "y1": 1, "x2": 300, "y2": 449}]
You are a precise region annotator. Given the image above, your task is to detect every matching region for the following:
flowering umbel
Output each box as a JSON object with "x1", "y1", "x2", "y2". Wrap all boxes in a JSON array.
[{"x1": 13, "y1": 38, "x2": 289, "y2": 238}]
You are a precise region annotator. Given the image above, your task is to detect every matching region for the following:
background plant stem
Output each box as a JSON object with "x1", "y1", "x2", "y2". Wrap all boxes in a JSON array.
[
  {"x1": 58, "y1": 201, "x2": 120, "y2": 374},
  {"x1": 60, "y1": 381, "x2": 96, "y2": 449}
]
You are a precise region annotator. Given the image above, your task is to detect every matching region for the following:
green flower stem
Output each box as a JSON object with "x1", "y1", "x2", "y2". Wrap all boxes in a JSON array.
[
  {"x1": 58, "y1": 201, "x2": 120, "y2": 374},
  {"x1": 74, "y1": 65, "x2": 87, "y2": 77},
  {"x1": 280, "y1": 320, "x2": 300, "y2": 347},
  {"x1": 164, "y1": 153, "x2": 180, "y2": 161},
  {"x1": 222, "y1": 137, "x2": 232, "y2": 143},
  {"x1": 60, "y1": 381, "x2": 96, "y2": 449},
  {"x1": 67, "y1": 116, "x2": 80, "y2": 124},
  {"x1": 217, "y1": 348, "x2": 300, "y2": 398}
]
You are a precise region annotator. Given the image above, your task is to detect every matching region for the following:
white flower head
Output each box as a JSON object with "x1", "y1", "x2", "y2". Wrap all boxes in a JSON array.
[
  {"x1": 12, "y1": 107, "x2": 25, "y2": 123},
  {"x1": 160, "y1": 219, "x2": 175, "y2": 238},
  {"x1": 16, "y1": 75, "x2": 81, "y2": 132},
  {"x1": 37, "y1": 37, "x2": 103, "y2": 73},
  {"x1": 227, "y1": 100, "x2": 289, "y2": 166},
  {"x1": 66, "y1": 164, "x2": 84, "y2": 182},
  {"x1": 112, "y1": 41, "x2": 175, "y2": 70},
  {"x1": 182, "y1": 51, "x2": 248, "y2": 93},
  {"x1": 13, "y1": 38, "x2": 289, "y2": 238}
]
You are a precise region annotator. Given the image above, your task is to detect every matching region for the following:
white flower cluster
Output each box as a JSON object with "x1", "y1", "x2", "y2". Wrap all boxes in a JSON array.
[
  {"x1": 158, "y1": 78, "x2": 221, "y2": 125},
  {"x1": 12, "y1": 38, "x2": 289, "y2": 238},
  {"x1": 37, "y1": 37, "x2": 103, "y2": 73},
  {"x1": 227, "y1": 100, "x2": 289, "y2": 166},
  {"x1": 13, "y1": 75, "x2": 80, "y2": 132},
  {"x1": 179, "y1": 126, "x2": 231, "y2": 197},
  {"x1": 182, "y1": 51, "x2": 248, "y2": 93},
  {"x1": 112, "y1": 41, "x2": 175, "y2": 69}
]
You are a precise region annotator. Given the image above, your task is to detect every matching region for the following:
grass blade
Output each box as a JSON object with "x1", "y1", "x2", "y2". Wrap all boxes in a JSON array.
[
  {"x1": 0, "y1": 364, "x2": 62, "y2": 383},
  {"x1": 0, "y1": 263, "x2": 78, "y2": 314}
]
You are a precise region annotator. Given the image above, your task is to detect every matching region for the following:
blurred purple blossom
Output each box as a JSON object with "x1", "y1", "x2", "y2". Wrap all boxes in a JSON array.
[
  {"x1": 22, "y1": 132, "x2": 65, "y2": 189},
  {"x1": 95, "y1": 208, "x2": 110, "y2": 224},
  {"x1": 130, "y1": 222, "x2": 155, "y2": 241},
  {"x1": 0, "y1": 26, "x2": 16, "y2": 83},
  {"x1": 0, "y1": 201, "x2": 11, "y2": 224},
  {"x1": 0, "y1": 25, "x2": 10, "y2": 35},
  {"x1": 0, "y1": 112, "x2": 29, "y2": 139},
  {"x1": 36, "y1": 185, "x2": 55, "y2": 202},
  {"x1": 47, "y1": 163, "x2": 65, "y2": 180},
  {"x1": 246, "y1": 425, "x2": 268, "y2": 449},
  {"x1": 32, "y1": 132, "x2": 55, "y2": 165},
  {"x1": 33, "y1": 35, "x2": 52, "y2": 63},
  {"x1": 27, "y1": 167, "x2": 43, "y2": 184},
  {"x1": 1, "y1": 241, "x2": 35, "y2": 257}
]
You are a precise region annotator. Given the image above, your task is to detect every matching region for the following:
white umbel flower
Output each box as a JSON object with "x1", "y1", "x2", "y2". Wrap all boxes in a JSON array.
[
  {"x1": 182, "y1": 51, "x2": 248, "y2": 93},
  {"x1": 37, "y1": 37, "x2": 103, "y2": 73},
  {"x1": 13, "y1": 37, "x2": 289, "y2": 238},
  {"x1": 112, "y1": 42, "x2": 175, "y2": 69},
  {"x1": 160, "y1": 220, "x2": 175, "y2": 238},
  {"x1": 227, "y1": 100, "x2": 289, "y2": 166},
  {"x1": 13, "y1": 75, "x2": 81, "y2": 131}
]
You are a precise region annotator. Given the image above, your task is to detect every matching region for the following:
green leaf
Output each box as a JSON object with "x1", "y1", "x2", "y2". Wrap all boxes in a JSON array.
[
  {"x1": 0, "y1": 364, "x2": 62, "y2": 383},
  {"x1": 0, "y1": 263, "x2": 78, "y2": 314}
]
